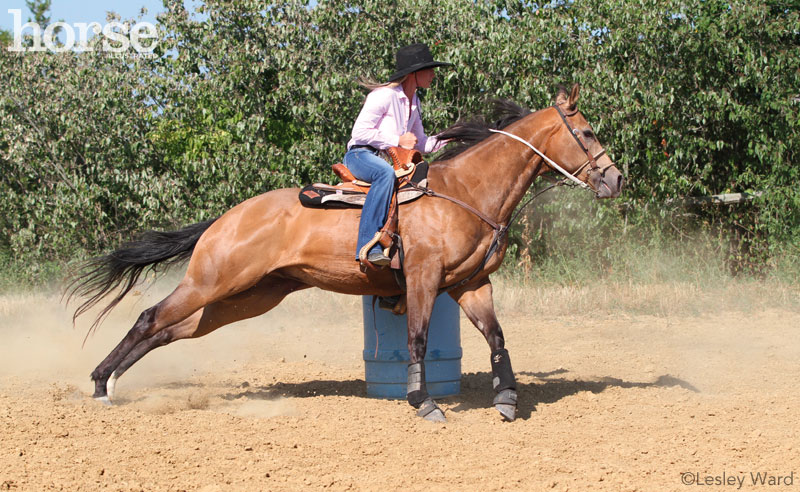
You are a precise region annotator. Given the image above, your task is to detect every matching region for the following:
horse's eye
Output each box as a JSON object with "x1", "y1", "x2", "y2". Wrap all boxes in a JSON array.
[{"x1": 583, "y1": 130, "x2": 595, "y2": 139}]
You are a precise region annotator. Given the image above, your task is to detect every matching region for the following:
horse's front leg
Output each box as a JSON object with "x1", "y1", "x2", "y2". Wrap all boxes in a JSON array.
[
  {"x1": 449, "y1": 277, "x2": 518, "y2": 421},
  {"x1": 405, "y1": 267, "x2": 447, "y2": 422}
]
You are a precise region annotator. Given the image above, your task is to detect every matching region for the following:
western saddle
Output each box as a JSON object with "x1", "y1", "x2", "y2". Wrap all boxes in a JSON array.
[{"x1": 342, "y1": 147, "x2": 423, "y2": 269}]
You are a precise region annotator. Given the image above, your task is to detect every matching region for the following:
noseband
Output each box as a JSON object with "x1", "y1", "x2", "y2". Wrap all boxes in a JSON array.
[{"x1": 553, "y1": 105, "x2": 614, "y2": 179}]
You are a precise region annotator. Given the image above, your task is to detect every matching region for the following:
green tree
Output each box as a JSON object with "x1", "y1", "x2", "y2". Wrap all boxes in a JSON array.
[
  {"x1": 0, "y1": 0, "x2": 797, "y2": 281},
  {"x1": 0, "y1": 20, "x2": 167, "y2": 266},
  {"x1": 26, "y1": 0, "x2": 53, "y2": 24}
]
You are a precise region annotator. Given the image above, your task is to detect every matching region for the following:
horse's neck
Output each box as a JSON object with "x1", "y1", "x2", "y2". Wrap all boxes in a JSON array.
[{"x1": 434, "y1": 113, "x2": 555, "y2": 225}]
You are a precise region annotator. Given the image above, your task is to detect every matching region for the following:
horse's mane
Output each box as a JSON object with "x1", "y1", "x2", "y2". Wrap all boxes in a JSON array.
[{"x1": 434, "y1": 99, "x2": 532, "y2": 161}]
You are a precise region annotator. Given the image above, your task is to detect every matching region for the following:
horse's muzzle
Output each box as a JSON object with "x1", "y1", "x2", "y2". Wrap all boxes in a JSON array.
[{"x1": 590, "y1": 166, "x2": 624, "y2": 199}]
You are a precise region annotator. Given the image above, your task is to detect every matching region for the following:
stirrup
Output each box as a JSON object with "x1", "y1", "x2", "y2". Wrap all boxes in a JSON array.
[
  {"x1": 358, "y1": 231, "x2": 390, "y2": 267},
  {"x1": 378, "y1": 295, "x2": 401, "y2": 311},
  {"x1": 367, "y1": 250, "x2": 391, "y2": 267}
]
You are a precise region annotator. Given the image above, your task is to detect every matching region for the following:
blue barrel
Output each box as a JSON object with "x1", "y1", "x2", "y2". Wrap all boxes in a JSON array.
[{"x1": 362, "y1": 294, "x2": 461, "y2": 399}]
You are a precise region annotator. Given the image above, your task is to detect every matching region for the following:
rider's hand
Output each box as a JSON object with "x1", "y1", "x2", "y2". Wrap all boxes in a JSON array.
[{"x1": 398, "y1": 132, "x2": 418, "y2": 150}]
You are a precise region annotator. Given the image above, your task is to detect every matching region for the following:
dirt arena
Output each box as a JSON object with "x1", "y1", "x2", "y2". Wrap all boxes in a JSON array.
[{"x1": 1, "y1": 278, "x2": 799, "y2": 491}]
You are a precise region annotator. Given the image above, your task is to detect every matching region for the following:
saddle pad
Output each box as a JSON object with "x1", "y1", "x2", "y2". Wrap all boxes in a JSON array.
[
  {"x1": 299, "y1": 162, "x2": 429, "y2": 209},
  {"x1": 300, "y1": 179, "x2": 427, "y2": 208}
]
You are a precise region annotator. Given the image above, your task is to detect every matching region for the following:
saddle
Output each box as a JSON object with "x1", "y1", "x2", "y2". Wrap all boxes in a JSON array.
[
  {"x1": 298, "y1": 146, "x2": 429, "y2": 272},
  {"x1": 299, "y1": 147, "x2": 428, "y2": 208}
]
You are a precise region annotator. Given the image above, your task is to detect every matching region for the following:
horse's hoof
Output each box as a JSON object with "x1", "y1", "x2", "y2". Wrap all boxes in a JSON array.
[
  {"x1": 493, "y1": 389, "x2": 517, "y2": 422},
  {"x1": 417, "y1": 398, "x2": 446, "y2": 423},
  {"x1": 495, "y1": 403, "x2": 516, "y2": 422},
  {"x1": 107, "y1": 373, "x2": 118, "y2": 401},
  {"x1": 423, "y1": 407, "x2": 447, "y2": 423},
  {"x1": 94, "y1": 395, "x2": 112, "y2": 406}
]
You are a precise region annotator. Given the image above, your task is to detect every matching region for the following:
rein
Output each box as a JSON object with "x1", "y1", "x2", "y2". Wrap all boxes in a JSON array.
[
  {"x1": 409, "y1": 183, "x2": 501, "y2": 230},
  {"x1": 410, "y1": 180, "x2": 570, "y2": 293},
  {"x1": 408, "y1": 104, "x2": 605, "y2": 292},
  {"x1": 487, "y1": 128, "x2": 589, "y2": 189},
  {"x1": 442, "y1": 180, "x2": 565, "y2": 292}
]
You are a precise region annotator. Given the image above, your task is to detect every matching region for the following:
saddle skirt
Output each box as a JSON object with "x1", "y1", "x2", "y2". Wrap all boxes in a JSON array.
[{"x1": 298, "y1": 147, "x2": 428, "y2": 208}]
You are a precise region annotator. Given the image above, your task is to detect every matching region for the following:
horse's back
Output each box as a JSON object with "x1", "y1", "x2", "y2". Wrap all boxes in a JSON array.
[{"x1": 185, "y1": 188, "x2": 362, "y2": 286}]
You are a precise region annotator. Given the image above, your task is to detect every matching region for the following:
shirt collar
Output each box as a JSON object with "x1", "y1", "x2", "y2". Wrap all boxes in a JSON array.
[
  {"x1": 392, "y1": 84, "x2": 418, "y2": 107},
  {"x1": 392, "y1": 84, "x2": 407, "y2": 100}
]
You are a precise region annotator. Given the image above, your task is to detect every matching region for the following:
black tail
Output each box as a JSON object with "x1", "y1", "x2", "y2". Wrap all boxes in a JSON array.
[{"x1": 65, "y1": 218, "x2": 218, "y2": 336}]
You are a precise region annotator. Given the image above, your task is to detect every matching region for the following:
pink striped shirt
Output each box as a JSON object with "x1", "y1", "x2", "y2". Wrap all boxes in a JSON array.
[{"x1": 347, "y1": 84, "x2": 446, "y2": 154}]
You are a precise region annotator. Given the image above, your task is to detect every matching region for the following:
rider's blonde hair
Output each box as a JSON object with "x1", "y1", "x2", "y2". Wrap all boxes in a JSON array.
[{"x1": 358, "y1": 74, "x2": 409, "y2": 91}]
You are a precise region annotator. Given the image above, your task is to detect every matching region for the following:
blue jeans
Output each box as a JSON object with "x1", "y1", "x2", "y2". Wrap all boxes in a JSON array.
[{"x1": 343, "y1": 148, "x2": 395, "y2": 259}]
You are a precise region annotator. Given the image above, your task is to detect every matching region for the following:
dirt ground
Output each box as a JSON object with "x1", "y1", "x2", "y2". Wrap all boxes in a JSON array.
[{"x1": 1, "y1": 281, "x2": 799, "y2": 491}]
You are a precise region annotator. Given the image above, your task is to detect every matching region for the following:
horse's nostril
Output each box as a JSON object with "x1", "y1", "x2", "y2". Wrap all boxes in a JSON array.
[{"x1": 617, "y1": 174, "x2": 624, "y2": 190}]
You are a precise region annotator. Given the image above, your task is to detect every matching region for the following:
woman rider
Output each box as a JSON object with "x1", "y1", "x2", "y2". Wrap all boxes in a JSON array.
[{"x1": 344, "y1": 43, "x2": 452, "y2": 267}]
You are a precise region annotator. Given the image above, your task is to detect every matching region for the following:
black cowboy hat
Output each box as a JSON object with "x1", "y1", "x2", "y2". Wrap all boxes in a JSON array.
[{"x1": 388, "y1": 43, "x2": 453, "y2": 82}]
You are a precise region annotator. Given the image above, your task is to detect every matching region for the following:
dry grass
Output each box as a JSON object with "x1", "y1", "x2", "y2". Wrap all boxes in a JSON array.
[
  {"x1": 491, "y1": 276, "x2": 800, "y2": 318},
  {"x1": 2, "y1": 274, "x2": 798, "y2": 329},
  {"x1": 0, "y1": 292, "x2": 48, "y2": 318}
]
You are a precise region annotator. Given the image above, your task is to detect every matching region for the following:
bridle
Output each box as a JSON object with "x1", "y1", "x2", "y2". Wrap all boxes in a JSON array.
[
  {"x1": 411, "y1": 104, "x2": 617, "y2": 292},
  {"x1": 489, "y1": 104, "x2": 613, "y2": 190},
  {"x1": 553, "y1": 104, "x2": 615, "y2": 181}
]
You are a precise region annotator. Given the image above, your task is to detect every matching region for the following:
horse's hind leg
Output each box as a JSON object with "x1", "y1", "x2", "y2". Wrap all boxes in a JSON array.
[
  {"x1": 90, "y1": 299, "x2": 185, "y2": 402},
  {"x1": 102, "y1": 309, "x2": 204, "y2": 402},
  {"x1": 92, "y1": 277, "x2": 307, "y2": 403},
  {"x1": 449, "y1": 277, "x2": 517, "y2": 421}
]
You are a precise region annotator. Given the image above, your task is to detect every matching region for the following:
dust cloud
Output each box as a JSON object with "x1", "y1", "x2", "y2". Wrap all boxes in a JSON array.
[
  {"x1": 0, "y1": 275, "x2": 363, "y2": 413},
  {"x1": 1, "y1": 272, "x2": 798, "y2": 404}
]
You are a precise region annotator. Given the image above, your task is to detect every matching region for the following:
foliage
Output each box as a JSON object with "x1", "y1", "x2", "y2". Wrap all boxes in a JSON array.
[
  {"x1": 0, "y1": 0, "x2": 798, "y2": 283},
  {"x1": 26, "y1": 0, "x2": 54, "y2": 25},
  {"x1": 1, "y1": 37, "x2": 171, "y2": 262}
]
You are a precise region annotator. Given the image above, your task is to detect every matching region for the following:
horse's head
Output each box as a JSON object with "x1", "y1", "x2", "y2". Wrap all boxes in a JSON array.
[{"x1": 547, "y1": 84, "x2": 624, "y2": 199}]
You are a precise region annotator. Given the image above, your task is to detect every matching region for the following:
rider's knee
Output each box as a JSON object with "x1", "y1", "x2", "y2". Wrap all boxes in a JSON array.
[{"x1": 375, "y1": 165, "x2": 395, "y2": 183}]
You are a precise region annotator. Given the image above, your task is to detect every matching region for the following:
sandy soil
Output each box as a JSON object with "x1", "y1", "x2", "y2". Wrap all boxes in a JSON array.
[{"x1": 1, "y1": 282, "x2": 799, "y2": 491}]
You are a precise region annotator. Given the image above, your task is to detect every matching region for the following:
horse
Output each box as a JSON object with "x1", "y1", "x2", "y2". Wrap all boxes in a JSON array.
[{"x1": 67, "y1": 84, "x2": 624, "y2": 422}]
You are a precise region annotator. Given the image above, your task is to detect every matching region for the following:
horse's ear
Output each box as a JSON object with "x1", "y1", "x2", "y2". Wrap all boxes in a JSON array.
[
  {"x1": 568, "y1": 83, "x2": 580, "y2": 108},
  {"x1": 555, "y1": 85, "x2": 569, "y2": 106}
]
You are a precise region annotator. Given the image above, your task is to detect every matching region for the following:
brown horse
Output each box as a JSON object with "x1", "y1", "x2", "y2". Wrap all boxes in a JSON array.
[{"x1": 68, "y1": 84, "x2": 623, "y2": 422}]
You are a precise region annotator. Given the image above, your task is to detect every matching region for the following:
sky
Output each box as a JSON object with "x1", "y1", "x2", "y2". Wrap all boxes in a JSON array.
[
  {"x1": 1, "y1": 1, "x2": 319, "y2": 34},
  {"x1": 1, "y1": 1, "x2": 169, "y2": 32}
]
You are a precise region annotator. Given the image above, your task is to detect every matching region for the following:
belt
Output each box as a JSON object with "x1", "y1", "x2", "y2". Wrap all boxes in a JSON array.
[{"x1": 349, "y1": 144, "x2": 380, "y2": 154}]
